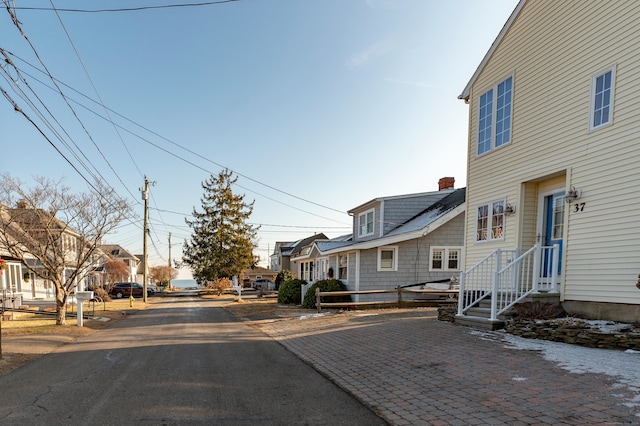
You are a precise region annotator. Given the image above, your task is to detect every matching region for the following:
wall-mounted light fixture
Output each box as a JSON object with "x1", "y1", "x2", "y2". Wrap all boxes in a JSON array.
[
  {"x1": 504, "y1": 203, "x2": 516, "y2": 215},
  {"x1": 564, "y1": 186, "x2": 582, "y2": 204}
]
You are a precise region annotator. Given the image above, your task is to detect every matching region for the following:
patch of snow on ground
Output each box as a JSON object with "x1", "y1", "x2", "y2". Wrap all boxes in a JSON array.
[
  {"x1": 498, "y1": 331, "x2": 640, "y2": 410},
  {"x1": 297, "y1": 313, "x2": 331, "y2": 320}
]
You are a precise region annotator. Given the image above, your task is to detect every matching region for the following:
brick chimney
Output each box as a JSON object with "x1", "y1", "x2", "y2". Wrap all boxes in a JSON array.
[{"x1": 438, "y1": 177, "x2": 455, "y2": 191}]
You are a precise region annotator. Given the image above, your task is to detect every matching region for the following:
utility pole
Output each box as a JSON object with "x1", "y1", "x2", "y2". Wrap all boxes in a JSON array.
[
  {"x1": 168, "y1": 232, "x2": 172, "y2": 291},
  {"x1": 142, "y1": 177, "x2": 150, "y2": 303}
]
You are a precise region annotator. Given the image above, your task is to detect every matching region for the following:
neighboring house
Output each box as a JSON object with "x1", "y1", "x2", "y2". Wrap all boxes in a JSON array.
[
  {"x1": 272, "y1": 234, "x2": 328, "y2": 275},
  {"x1": 0, "y1": 251, "x2": 37, "y2": 301},
  {"x1": 100, "y1": 244, "x2": 139, "y2": 283},
  {"x1": 270, "y1": 242, "x2": 287, "y2": 271},
  {"x1": 457, "y1": 0, "x2": 640, "y2": 323},
  {"x1": 241, "y1": 266, "x2": 278, "y2": 286},
  {"x1": 135, "y1": 254, "x2": 147, "y2": 285},
  {"x1": 291, "y1": 179, "x2": 466, "y2": 302},
  {"x1": 1, "y1": 202, "x2": 95, "y2": 300}
]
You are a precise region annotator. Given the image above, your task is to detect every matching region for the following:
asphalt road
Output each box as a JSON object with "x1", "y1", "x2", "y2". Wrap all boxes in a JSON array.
[{"x1": 0, "y1": 297, "x2": 387, "y2": 425}]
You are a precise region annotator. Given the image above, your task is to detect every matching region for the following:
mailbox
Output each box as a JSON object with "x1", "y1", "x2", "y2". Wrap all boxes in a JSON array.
[{"x1": 76, "y1": 291, "x2": 94, "y2": 301}]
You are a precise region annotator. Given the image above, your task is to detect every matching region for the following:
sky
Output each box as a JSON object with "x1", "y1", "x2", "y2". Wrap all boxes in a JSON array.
[{"x1": 0, "y1": 0, "x2": 519, "y2": 278}]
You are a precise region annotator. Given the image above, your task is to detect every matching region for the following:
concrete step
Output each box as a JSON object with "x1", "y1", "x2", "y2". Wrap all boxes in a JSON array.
[
  {"x1": 455, "y1": 314, "x2": 505, "y2": 331},
  {"x1": 466, "y1": 307, "x2": 492, "y2": 318}
]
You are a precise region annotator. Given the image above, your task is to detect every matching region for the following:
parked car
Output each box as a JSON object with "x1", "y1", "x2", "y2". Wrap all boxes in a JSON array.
[
  {"x1": 108, "y1": 282, "x2": 149, "y2": 298},
  {"x1": 252, "y1": 279, "x2": 275, "y2": 290}
]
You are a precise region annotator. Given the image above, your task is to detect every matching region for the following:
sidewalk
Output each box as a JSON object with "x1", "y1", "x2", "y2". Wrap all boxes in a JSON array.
[{"x1": 255, "y1": 308, "x2": 640, "y2": 425}]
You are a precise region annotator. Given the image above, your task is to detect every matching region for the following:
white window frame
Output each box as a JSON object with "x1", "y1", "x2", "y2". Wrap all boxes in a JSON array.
[
  {"x1": 377, "y1": 246, "x2": 398, "y2": 272},
  {"x1": 429, "y1": 247, "x2": 463, "y2": 271},
  {"x1": 338, "y1": 254, "x2": 348, "y2": 280},
  {"x1": 358, "y1": 209, "x2": 375, "y2": 237},
  {"x1": 477, "y1": 75, "x2": 513, "y2": 156},
  {"x1": 475, "y1": 200, "x2": 505, "y2": 242},
  {"x1": 589, "y1": 65, "x2": 615, "y2": 131}
]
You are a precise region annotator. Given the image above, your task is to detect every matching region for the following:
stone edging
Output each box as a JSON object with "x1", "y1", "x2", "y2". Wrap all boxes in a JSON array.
[{"x1": 438, "y1": 305, "x2": 640, "y2": 351}]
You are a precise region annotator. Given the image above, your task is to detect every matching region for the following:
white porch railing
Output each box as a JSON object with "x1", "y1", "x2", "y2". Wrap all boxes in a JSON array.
[{"x1": 458, "y1": 243, "x2": 560, "y2": 321}]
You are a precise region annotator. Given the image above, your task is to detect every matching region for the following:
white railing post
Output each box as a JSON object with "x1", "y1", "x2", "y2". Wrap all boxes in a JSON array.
[
  {"x1": 457, "y1": 273, "x2": 465, "y2": 316},
  {"x1": 532, "y1": 243, "x2": 541, "y2": 293},
  {"x1": 551, "y1": 243, "x2": 560, "y2": 292},
  {"x1": 490, "y1": 270, "x2": 499, "y2": 321}
]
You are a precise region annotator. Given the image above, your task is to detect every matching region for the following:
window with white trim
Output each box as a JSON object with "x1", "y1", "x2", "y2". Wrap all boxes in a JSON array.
[
  {"x1": 377, "y1": 246, "x2": 398, "y2": 272},
  {"x1": 358, "y1": 209, "x2": 374, "y2": 237},
  {"x1": 590, "y1": 66, "x2": 615, "y2": 130},
  {"x1": 338, "y1": 255, "x2": 348, "y2": 280},
  {"x1": 478, "y1": 76, "x2": 513, "y2": 155},
  {"x1": 476, "y1": 200, "x2": 505, "y2": 242},
  {"x1": 430, "y1": 247, "x2": 462, "y2": 271}
]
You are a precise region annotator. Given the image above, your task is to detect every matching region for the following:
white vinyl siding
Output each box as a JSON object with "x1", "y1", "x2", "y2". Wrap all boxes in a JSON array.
[{"x1": 463, "y1": 1, "x2": 640, "y2": 305}]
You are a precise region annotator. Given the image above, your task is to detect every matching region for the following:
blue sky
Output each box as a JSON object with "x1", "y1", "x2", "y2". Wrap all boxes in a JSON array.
[{"x1": 0, "y1": 0, "x2": 518, "y2": 278}]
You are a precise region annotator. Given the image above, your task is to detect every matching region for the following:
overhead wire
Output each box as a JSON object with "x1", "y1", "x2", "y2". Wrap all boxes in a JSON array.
[
  {"x1": 49, "y1": 0, "x2": 145, "y2": 182},
  {"x1": 1, "y1": 2, "x2": 141, "y2": 203},
  {"x1": 13, "y1": 1, "x2": 242, "y2": 13},
  {"x1": 6, "y1": 52, "x2": 349, "y2": 217},
  {"x1": 50, "y1": 1, "x2": 142, "y2": 200},
  {"x1": 1, "y1": 1, "x2": 355, "y2": 266}
]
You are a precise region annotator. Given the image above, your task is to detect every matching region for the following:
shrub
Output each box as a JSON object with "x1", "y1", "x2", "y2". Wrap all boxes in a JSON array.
[
  {"x1": 302, "y1": 279, "x2": 351, "y2": 309},
  {"x1": 510, "y1": 301, "x2": 566, "y2": 320},
  {"x1": 91, "y1": 287, "x2": 110, "y2": 302},
  {"x1": 277, "y1": 279, "x2": 306, "y2": 304},
  {"x1": 208, "y1": 277, "x2": 231, "y2": 295},
  {"x1": 275, "y1": 269, "x2": 294, "y2": 290}
]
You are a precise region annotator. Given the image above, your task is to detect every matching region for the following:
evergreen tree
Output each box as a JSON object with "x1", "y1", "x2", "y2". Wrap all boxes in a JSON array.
[{"x1": 182, "y1": 170, "x2": 259, "y2": 282}]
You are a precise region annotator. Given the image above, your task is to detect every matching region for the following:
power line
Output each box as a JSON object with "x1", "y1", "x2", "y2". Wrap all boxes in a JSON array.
[
  {"x1": 50, "y1": 0, "x2": 144, "y2": 181},
  {"x1": 1, "y1": 5, "x2": 141, "y2": 202},
  {"x1": 12, "y1": 1, "x2": 241, "y2": 13},
  {"x1": 6, "y1": 52, "x2": 349, "y2": 217}
]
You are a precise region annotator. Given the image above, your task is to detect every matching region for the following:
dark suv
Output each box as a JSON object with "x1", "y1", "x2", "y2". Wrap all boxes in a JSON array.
[{"x1": 109, "y1": 282, "x2": 147, "y2": 298}]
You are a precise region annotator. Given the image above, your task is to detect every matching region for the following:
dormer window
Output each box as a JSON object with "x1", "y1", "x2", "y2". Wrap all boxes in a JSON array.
[{"x1": 358, "y1": 209, "x2": 374, "y2": 237}]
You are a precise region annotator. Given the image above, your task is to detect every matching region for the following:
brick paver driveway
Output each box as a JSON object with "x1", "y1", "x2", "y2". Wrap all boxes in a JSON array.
[{"x1": 256, "y1": 309, "x2": 639, "y2": 425}]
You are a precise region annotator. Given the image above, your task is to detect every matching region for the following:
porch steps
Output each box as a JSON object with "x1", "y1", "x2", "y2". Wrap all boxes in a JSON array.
[
  {"x1": 455, "y1": 299, "x2": 506, "y2": 330},
  {"x1": 455, "y1": 292, "x2": 561, "y2": 331}
]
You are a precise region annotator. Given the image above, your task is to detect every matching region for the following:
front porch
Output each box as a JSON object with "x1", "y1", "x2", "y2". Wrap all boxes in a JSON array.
[{"x1": 456, "y1": 244, "x2": 561, "y2": 330}]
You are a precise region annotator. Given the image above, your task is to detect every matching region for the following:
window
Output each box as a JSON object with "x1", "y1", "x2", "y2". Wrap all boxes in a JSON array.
[
  {"x1": 338, "y1": 255, "x2": 348, "y2": 280},
  {"x1": 478, "y1": 76, "x2": 513, "y2": 155},
  {"x1": 430, "y1": 247, "x2": 462, "y2": 271},
  {"x1": 377, "y1": 246, "x2": 398, "y2": 271},
  {"x1": 358, "y1": 209, "x2": 374, "y2": 237},
  {"x1": 590, "y1": 66, "x2": 615, "y2": 130},
  {"x1": 476, "y1": 200, "x2": 505, "y2": 242}
]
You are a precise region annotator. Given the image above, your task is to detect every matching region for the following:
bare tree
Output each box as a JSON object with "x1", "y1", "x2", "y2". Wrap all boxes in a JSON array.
[
  {"x1": 149, "y1": 265, "x2": 178, "y2": 287},
  {"x1": 0, "y1": 174, "x2": 132, "y2": 325},
  {"x1": 103, "y1": 259, "x2": 131, "y2": 287}
]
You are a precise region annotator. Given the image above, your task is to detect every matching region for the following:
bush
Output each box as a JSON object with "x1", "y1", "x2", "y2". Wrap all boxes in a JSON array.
[
  {"x1": 277, "y1": 279, "x2": 306, "y2": 304},
  {"x1": 510, "y1": 301, "x2": 566, "y2": 320},
  {"x1": 302, "y1": 279, "x2": 351, "y2": 309},
  {"x1": 275, "y1": 269, "x2": 294, "y2": 290},
  {"x1": 91, "y1": 287, "x2": 110, "y2": 302},
  {"x1": 207, "y1": 278, "x2": 231, "y2": 295}
]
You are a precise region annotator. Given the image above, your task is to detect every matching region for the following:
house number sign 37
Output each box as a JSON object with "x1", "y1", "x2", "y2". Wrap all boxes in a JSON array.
[{"x1": 573, "y1": 202, "x2": 586, "y2": 212}]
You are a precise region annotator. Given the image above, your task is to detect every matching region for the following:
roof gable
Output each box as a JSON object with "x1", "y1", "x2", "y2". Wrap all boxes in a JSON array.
[{"x1": 459, "y1": 0, "x2": 526, "y2": 101}]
